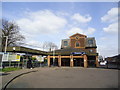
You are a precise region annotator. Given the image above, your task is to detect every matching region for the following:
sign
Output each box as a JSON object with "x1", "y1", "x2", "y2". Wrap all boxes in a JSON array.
[
  {"x1": 8, "y1": 54, "x2": 20, "y2": 61},
  {"x1": 16, "y1": 55, "x2": 20, "y2": 61},
  {"x1": 2, "y1": 53, "x2": 8, "y2": 61},
  {"x1": 32, "y1": 55, "x2": 44, "y2": 62},
  {"x1": 2, "y1": 53, "x2": 21, "y2": 62},
  {"x1": 71, "y1": 52, "x2": 86, "y2": 55}
]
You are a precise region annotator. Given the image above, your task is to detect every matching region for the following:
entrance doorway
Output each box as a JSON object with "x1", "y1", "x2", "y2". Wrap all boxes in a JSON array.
[
  {"x1": 88, "y1": 56, "x2": 96, "y2": 67},
  {"x1": 50, "y1": 58, "x2": 58, "y2": 66},
  {"x1": 73, "y1": 58, "x2": 84, "y2": 67},
  {"x1": 61, "y1": 58, "x2": 70, "y2": 66}
]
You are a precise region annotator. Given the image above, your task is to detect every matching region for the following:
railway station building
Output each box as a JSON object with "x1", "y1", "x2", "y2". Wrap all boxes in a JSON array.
[{"x1": 47, "y1": 33, "x2": 99, "y2": 68}]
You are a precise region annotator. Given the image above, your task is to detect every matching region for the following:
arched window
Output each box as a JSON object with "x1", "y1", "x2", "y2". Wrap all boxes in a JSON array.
[{"x1": 76, "y1": 41, "x2": 80, "y2": 47}]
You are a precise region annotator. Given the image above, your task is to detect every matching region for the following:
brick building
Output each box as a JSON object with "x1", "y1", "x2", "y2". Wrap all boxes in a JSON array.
[{"x1": 47, "y1": 33, "x2": 99, "y2": 68}]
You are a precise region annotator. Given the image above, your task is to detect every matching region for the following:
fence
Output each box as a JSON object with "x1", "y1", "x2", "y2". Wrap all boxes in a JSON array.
[{"x1": 1, "y1": 53, "x2": 47, "y2": 68}]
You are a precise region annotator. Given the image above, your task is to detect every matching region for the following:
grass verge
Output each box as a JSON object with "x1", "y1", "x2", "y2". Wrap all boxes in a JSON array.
[{"x1": 0, "y1": 67, "x2": 21, "y2": 72}]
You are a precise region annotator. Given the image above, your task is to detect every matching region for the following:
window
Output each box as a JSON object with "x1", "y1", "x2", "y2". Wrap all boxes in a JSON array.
[
  {"x1": 64, "y1": 41, "x2": 68, "y2": 46},
  {"x1": 76, "y1": 42, "x2": 80, "y2": 47},
  {"x1": 88, "y1": 40, "x2": 93, "y2": 45}
]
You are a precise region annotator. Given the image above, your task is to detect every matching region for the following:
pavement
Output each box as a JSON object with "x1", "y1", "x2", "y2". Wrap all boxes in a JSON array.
[
  {"x1": 0, "y1": 67, "x2": 119, "y2": 88},
  {"x1": 1, "y1": 67, "x2": 39, "y2": 89}
]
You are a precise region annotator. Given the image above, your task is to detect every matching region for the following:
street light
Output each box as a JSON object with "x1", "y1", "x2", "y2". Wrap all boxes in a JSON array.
[
  {"x1": 53, "y1": 47, "x2": 55, "y2": 66},
  {"x1": 13, "y1": 47, "x2": 16, "y2": 51},
  {"x1": 3, "y1": 36, "x2": 8, "y2": 53},
  {"x1": 2, "y1": 36, "x2": 8, "y2": 68}
]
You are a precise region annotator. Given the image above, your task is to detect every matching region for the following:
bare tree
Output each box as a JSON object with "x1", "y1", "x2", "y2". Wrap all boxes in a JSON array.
[
  {"x1": 42, "y1": 42, "x2": 48, "y2": 51},
  {"x1": 47, "y1": 42, "x2": 58, "y2": 51},
  {"x1": 2, "y1": 19, "x2": 25, "y2": 51},
  {"x1": 42, "y1": 41, "x2": 58, "y2": 51}
]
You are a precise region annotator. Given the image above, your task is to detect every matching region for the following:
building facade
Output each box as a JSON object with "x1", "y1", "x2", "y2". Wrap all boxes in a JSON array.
[{"x1": 47, "y1": 33, "x2": 99, "y2": 68}]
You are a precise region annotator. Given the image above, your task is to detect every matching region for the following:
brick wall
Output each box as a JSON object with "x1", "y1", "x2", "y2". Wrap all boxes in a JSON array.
[{"x1": 70, "y1": 38, "x2": 86, "y2": 48}]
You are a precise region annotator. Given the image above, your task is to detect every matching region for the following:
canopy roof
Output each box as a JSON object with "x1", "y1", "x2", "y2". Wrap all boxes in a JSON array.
[
  {"x1": 48, "y1": 47, "x2": 98, "y2": 56},
  {"x1": 6, "y1": 46, "x2": 47, "y2": 55},
  {"x1": 6, "y1": 46, "x2": 98, "y2": 56}
]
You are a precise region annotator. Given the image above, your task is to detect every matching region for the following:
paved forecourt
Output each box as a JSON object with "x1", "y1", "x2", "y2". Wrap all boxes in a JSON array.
[{"x1": 3, "y1": 67, "x2": 118, "y2": 88}]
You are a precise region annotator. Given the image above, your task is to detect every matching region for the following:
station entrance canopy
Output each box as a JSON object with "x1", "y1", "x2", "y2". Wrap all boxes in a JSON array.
[{"x1": 6, "y1": 46, "x2": 47, "y2": 55}]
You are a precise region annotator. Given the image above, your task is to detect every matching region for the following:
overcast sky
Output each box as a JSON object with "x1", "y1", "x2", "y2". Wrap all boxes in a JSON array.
[{"x1": 2, "y1": 2, "x2": 119, "y2": 57}]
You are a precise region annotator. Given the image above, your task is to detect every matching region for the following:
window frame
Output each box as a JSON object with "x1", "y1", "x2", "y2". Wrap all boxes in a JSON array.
[
  {"x1": 75, "y1": 41, "x2": 80, "y2": 47},
  {"x1": 88, "y1": 40, "x2": 93, "y2": 45},
  {"x1": 63, "y1": 41, "x2": 68, "y2": 46}
]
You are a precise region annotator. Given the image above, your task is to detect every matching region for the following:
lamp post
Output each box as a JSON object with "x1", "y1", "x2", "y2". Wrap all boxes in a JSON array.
[
  {"x1": 3, "y1": 36, "x2": 8, "y2": 68},
  {"x1": 13, "y1": 47, "x2": 16, "y2": 51},
  {"x1": 4, "y1": 36, "x2": 8, "y2": 53},
  {"x1": 53, "y1": 47, "x2": 55, "y2": 66},
  {"x1": 10, "y1": 47, "x2": 16, "y2": 67}
]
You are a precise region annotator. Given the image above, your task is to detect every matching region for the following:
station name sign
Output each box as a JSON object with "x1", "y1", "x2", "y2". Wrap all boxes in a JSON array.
[{"x1": 71, "y1": 52, "x2": 86, "y2": 55}]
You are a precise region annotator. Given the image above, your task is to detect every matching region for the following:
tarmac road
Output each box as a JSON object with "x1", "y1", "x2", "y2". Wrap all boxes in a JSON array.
[{"x1": 6, "y1": 67, "x2": 118, "y2": 88}]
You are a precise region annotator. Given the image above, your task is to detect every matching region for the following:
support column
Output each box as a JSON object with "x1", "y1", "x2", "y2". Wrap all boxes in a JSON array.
[
  {"x1": 58, "y1": 55, "x2": 61, "y2": 67},
  {"x1": 47, "y1": 55, "x2": 50, "y2": 67},
  {"x1": 96, "y1": 56, "x2": 99, "y2": 67},
  {"x1": 84, "y1": 55, "x2": 88, "y2": 68},
  {"x1": 70, "y1": 55, "x2": 74, "y2": 67}
]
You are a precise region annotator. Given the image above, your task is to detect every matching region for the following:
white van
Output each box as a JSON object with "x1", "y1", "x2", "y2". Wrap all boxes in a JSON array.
[{"x1": 100, "y1": 61, "x2": 107, "y2": 65}]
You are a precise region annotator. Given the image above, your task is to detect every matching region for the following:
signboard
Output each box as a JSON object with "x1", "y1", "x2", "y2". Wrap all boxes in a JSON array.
[
  {"x1": 71, "y1": 52, "x2": 86, "y2": 55},
  {"x1": 32, "y1": 55, "x2": 44, "y2": 62},
  {"x1": 2, "y1": 53, "x2": 21, "y2": 62},
  {"x1": 2, "y1": 53, "x2": 8, "y2": 61},
  {"x1": 16, "y1": 55, "x2": 20, "y2": 61},
  {"x1": 8, "y1": 54, "x2": 20, "y2": 61}
]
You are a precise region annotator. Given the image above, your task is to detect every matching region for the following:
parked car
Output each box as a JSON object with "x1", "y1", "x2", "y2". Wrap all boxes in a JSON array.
[{"x1": 100, "y1": 61, "x2": 107, "y2": 65}]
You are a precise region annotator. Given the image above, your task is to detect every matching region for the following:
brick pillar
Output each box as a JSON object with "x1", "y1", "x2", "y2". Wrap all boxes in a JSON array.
[
  {"x1": 48, "y1": 55, "x2": 50, "y2": 67},
  {"x1": 96, "y1": 56, "x2": 99, "y2": 67},
  {"x1": 70, "y1": 55, "x2": 74, "y2": 67},
  {"x1": 84, "y1": 55, "x2": 88, "y2": 68},
  {"x1": 58, "y1": 55, "x2": 61, "y2": 67}
]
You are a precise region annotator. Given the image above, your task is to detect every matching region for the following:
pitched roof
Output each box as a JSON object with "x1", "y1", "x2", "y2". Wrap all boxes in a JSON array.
[
  {"x1": 6, "y1": 46, "x2": 47, "y2": 55},
  {"x1": 69, "y1": 33, "x2": 87, "y2": 38}
]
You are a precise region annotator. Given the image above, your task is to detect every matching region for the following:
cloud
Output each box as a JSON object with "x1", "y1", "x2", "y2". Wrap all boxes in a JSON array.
[
  {"x1": 101, "y1": 7, "x2": 118, "y2": 23},
  {"x1": 99, "y1": 37, "x2": 108, "y2": 41},
  {"x1": 103, "y1": 22, "x2": 118, "y2": 33},
  {"x1": 97, "y1": 34, "x2": 118, "y2": 57},
  {"x1": 101, "y1": 7, "x2": 118, "y2": 34},
  {"x1": 85, "y1": 27, "x2": 96, "y2": 35},
  {"x1": 66, "y1": 27, "x2": 84, "y2": 36},
  {"x1": 17, "y1": 10, "x2": 67, "y2": 35},
  {"x1": 66, "y1": 27, "x2": 95, "y2": 36},
  {"x1": 26, "y1": 40, "x2": 42, "y2": 47},
  {"x1": 71, "y1": 13, "x2": 92, "y2": 23},
  {"x1": 97, "y1": 44, "x2": 118, "y2": 57},
  {"x1": 16, "y1": 9, "x2": 95, "y2": 51}
]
